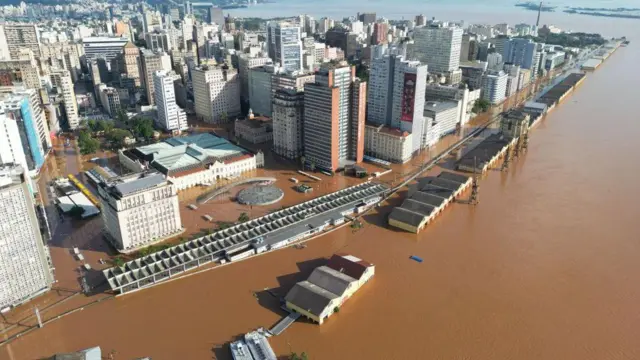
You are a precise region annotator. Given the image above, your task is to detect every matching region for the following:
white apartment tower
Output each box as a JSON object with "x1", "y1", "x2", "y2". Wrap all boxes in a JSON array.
[
  {"x1": 153, "y1": 70, "x2": 187, "y2": 132},
  {"x1": 412, "y1": 25, "x2": 463, "y2": 74},
  {"x1": 272, "y1": 89, "x2": 304, "y2": 159},
  {"x1": 50, "y1": 69, "x2": 79, "y2": 130},
  {"x1": 482, "y1": 71, "x2": 508, "y2": 105},
  {"x1": 98, "y1": 172, "x2": 182, "y2": 253},
  {"x1": 267, "y1": 22, "x2": 303, "y2": 72},
  {"x1": 192, "y1": 65, "x2": 241, "y2": 123},
  {"x1": 0, "y1": 165, "x2": 54, "y2": 310},
  {"x1": 368, "y1": 55, "x2": 428, "y2": 152}
]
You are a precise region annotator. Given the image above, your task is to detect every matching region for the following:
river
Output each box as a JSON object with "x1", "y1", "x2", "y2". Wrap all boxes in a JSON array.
[{"x1": 2, "y1": 8, "x2": 640, "y2": 360}]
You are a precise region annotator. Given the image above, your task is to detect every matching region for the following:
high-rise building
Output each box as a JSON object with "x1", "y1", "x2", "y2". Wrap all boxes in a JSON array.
[
  {"x1": 371, "y1": 23, "x2": 388, "y2": 45},
  {"x1": 237, "y1": 54, "x2": 272, "y2": 105},
  {"x1": 98, "y1": 86, "x2": 121, "y2": 116},
  {"x1": 192, "y1": 64, "x2": 241, "y2": 123},
  {"x1": 145, "y1": 31, "x2": 172, "y2": 53},
  {"x1": 0, "y1": 92, "x2": 48, "y2": 177},
  {"x1": 82, "y1": 36, "x2": 129, "y2": 62},
  {"x1": 460, "y1": 33, "x2": 477, "y2": 62},
  {"x1": 50, "y1": 69, "x2": 79, "y2": 130},
  {"x1": 415, "y1": 14, "x2": 427, "y2": 27},
  {"x1": 272, "y1": 89, "x2": 304, "y2": 160},
  {"x1": 482, "y1": 71, "x2": 508, "y2": 104},
  {"x1": 140, "y1": 49, "x2": 172, "y2": 105},
  {"x1": 326, "y1": 28, "x2": 360, "y2": 60},
  {"x1": 98, "y1": 171, "x2": 182, "y2": 253},
  {"x1": 153, "y1": 70, "x2": 187, "y2": 132},
  {"x1": 364, "y1": 124, "x2": 413, "y2": 164},
  {"x1": 502, "y1": 38, "x2": 537, "y2": 70},
  {"x1": 487, "y1": 52, "x2": 503, "y2": 71},
  {"x1": 267, "y1": 22, "x2": 303, "y2": 72},
  {"x1": 412, "y1": 25, "x2": 463, "y2": 73},
  {"x1": 2, "y1": 24, "x2": 40, "y2": 60},
  {"x1": 208, "y1": 6, "x2": 225, "y2": 26},
  {"x1": 0, "y1": 165, "x2": 53, "y2": 310},
  {"x1": 118, "y1": 42, "x2": 141, "y2": 86},
  {"x1": 358, "y1": 12, "x2": 377, "y2": 25},
  {"x1": 302, "y1": 62, "x2": 365, "y2": 171},
  {"x1": 367, "y1": 55, "x2": 427, "y2": 152}
]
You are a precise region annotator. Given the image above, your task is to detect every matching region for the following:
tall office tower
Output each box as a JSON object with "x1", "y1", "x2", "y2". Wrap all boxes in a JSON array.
[
  {"x1": 412, "y1": 25, "x2": 463, "y2": 73},
  {"x1": 145, "y1": 31, "x2": 172, "y2": 53},
  {"x1": 98, "y1": 86, "x2": 120, "y2": 116},
  {"x1": 272, "y1": 89, "x2": 304, "y2": 160},
  {"x1": 238, "y1": 54, "x2": 272, "y2": 106},
  {"x1": 140, "y1": 49, "x2": 171, "y2": 105},
  {"x1": 460, "y1": 33, "x2": 477, "y2": 62},
  {"x1": 208, "y1": 6, "x2": 225, "y2": 26},
  {"x1": 2, "y1": 24, "x2": 41, "y2": 60},
  {"x1": 487, "y1": 52, "x2": 503, "y2": 71},
  {"x1": 267, "y1": 22, "x2": 303, "y2": 72},
  {"x1": 192, "y1": 64, "x2": 240, "y2": 123},
  {"x1": 120, "y1": 42, "x2": 141, "y2": 86},
  {"x1": 82, "y1": 36, "x2": 129, "y2": 63},
  {"x1": 153, "y1": 70, "x2": 187, "y2": 132},
  {"x1": 367, "y1": 55, "x2": 427, "y2": 152},
  {"x1": 325, "y1": 28, "x2": 359, "y2": 60},
  {"x1": 502, "y1": 38, "x2": 538, "y2": 70},
  {"x1": 302, "y1": 62, "x2": 366, "y2": 171},
  {"x1": 358, "y1": 12, "x2": 377, "y2": 26},
  {"x1": 482, "y1": 71, "x2": 508, "y2": 104},
  {"x1": 0, "y1": 26, "x2": 9, "y2": 60},
  {"x1": 371, "y1": 23, "x2": 389, "y2": 45},
  {"x1": 40, "y1": 43, "x2": 82, "y2": 82},
  {"x1": 98, "y1": 172, "x2": 182, "y2": 253},
  {"x1": 15, "y1": 88, "x2": 50, "y2": 151},
  {"x1": 0, "y1": 95, "x2": 46, "y2": 176},
  {"x1": 415, "y1": 14, "x2": 427, "y2": 27},
  {"x1": 0, "y1": 165, "x2": 54, "y2": 310},
  {"x1": 492, "y1": 34, "x2": 510, "y2": 57},
  {"x1": 50, "y1": 69, "x2": 79, "y2": 130}
]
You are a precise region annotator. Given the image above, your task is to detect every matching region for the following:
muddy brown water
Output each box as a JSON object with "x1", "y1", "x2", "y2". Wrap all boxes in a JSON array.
[{"x1": 3, "y1": 29, "x2": 640, "y2": 360}]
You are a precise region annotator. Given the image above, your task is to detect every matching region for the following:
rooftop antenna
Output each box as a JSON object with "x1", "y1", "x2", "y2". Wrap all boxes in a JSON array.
[{"x1": 536, "y1": 1, "x2": 543, "y2": 27}]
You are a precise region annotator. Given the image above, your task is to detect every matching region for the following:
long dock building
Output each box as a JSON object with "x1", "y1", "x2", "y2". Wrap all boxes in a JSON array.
[
  {"x1": 103, "y1": 182, "x2": 387, "y2": 294},
  {"x1": 388, "y1": 172, "x2": 471, "y2": 233}
]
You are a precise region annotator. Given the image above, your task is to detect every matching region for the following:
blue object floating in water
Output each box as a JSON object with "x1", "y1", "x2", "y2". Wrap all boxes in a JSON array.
[{"x1": 410, "y1": 256, "x2": 423, "y2": 263}]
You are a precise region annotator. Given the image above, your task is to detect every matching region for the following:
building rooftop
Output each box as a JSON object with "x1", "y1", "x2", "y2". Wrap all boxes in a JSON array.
[
  {"x1": 400, "y1": 199, "x2": 436, "y2": 217},
  {"x1": 0, "y1": 165, "x2": 25, "y2": 189},
  {"x1": 437, "y1": 171, "x2": 471, "y2": 185},
  {"x1": 127, "y1": 133, "x2": 249, "y2": 176},
  {"x1": 101, "y1": 172, "x2": 167, "y2": 199},
  {"x1": 285, "y1": 281, "x2": 338, "y2": 316},
  {"x1": 307, "y1": 266, "x2": 358, "y2": 297},
  {"x1": 417, "y1": 177, "x2": 461, "y2": 192},
  {"x1": 389, "y1": 207, "x2": 427, "y2": 228},
  {"x1": 326, "y1": 253, "x2": 373, "y2": 280},
  {"x1": 456, "y1": 133, "x2": 512, "y2": 171},
  {"x1": 102, "y1": 182, "x2": 387, "y2": 293},
  {"x1": 365, "y1": 123, "x2": 410, "y2": 138},
  {"x1": 409, "y1": 191, "x2": 447, "y2": 208},
  {"x1": 423, "y1": 101, "x2": 458, "y2": 114}
]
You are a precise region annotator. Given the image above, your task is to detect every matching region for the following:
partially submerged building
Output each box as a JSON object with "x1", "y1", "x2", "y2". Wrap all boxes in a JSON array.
[
  {"x1": 285, "y1": 254, "x2": 375, "y2": 325},
  {"x1": 388, "y1": 171, "x2": 471, "y2": 233},
  {"x1": 119, "y1": 133, "x2": 264, "y2": 191},
  {"x1": 230, "y1": 328, "x2": 276, "y2": 360},
  {"x1": 103, "y1": 182, "x2": 386, "y2": 294}
]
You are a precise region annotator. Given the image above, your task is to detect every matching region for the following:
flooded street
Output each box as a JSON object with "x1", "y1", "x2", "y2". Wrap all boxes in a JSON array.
[{"x1": 2, "y1": 16, "x2": 640, "y2": 360}]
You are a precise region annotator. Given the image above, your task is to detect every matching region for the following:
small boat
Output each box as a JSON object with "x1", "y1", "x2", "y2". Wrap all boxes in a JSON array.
[{"x1": 410, "y1": 255, "x2": 423, "y2": 263}]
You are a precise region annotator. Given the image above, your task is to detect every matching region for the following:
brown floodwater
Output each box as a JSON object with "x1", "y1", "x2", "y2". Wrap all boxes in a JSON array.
[{"x1": 3, "y1": 17, "x2": 640, "y2": 360}]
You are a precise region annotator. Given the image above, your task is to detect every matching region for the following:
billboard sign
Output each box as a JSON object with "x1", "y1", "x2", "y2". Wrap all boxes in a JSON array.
[{"x1": 401, "y1": 73, "x2": 416, "y2": 122}]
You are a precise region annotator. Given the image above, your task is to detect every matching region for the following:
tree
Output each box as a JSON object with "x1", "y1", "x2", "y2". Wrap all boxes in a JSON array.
[
  {"x1": 309, "y1": 162, "x2": 316, "y2": 172},
  {"x1": 472, "y1": 99, "x2": 491, "y2": 113},
  {"x1": 300, "y1": 155, "x2": 306, "y2": 170},
  {"x1": 106, "y1": 128, "x2": 133, "y2": 148},
  {"x1": 238, "y1": 212, "x2": 249, "y2": 223},
  {"x1": 78, "y1": 130, "x2": 100, "y2": 154},
  {"x1": 116, "y1": 108, "x2": 130, "y2": 126},
  {"x1": 87, "y1": 119, "x2": 98, "y2": 132},
  {"x1": 112, "y1": 256, "x2": 126, "y2": 268},
  {"x1": 333, "y1": 306, "x2": 340, "y2": 313},
  {"x1": 132, "y1": 117, "x2": 155, "y2": 139},
  {"x1": 68, "y1": 205, "x2": 85, "y2": 219},
  {"x1": 290, "y1": 352, "x2": 309, "y2": 360}
]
